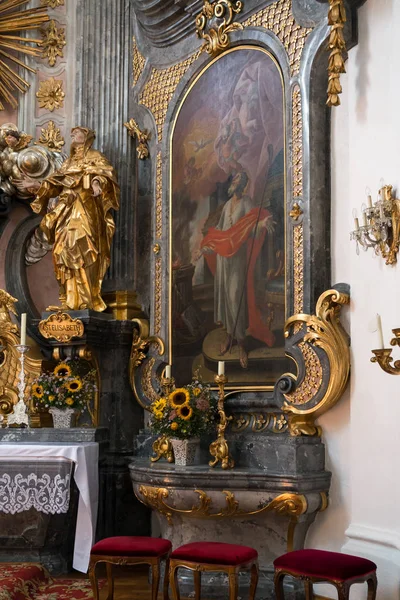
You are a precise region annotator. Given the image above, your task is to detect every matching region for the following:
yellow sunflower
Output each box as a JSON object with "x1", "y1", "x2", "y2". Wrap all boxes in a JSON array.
[
  {"x1": 177, "y1": 405, "x2": 193, "y2": 421},
  {"x1": 65, "y1": 378, "x2": 82, "y2": 393},
  {"x1": 170, "y1": 422, "x2": 179, "y2": 431},
  {"x1": 54, "y1": 363, "x2": 72, "y2": 378},
  {"x1": 153, "y1": 409, "x2": 164, "y2": 420},
  {"x1": 32, "y1": 384, "x2": 44, "y2": 398},
  {"x1": 65, "y1": 397, "x2": 74, "y2": 406},
  {"x1": 169, "y1": 388, "x2": 190, "y2": 408},
  {"x1": 152, "y1": 398, "x2": 167, "y2": 413},
  {"x1": 48, "y1": 395, "x2": 55, "y2": 402},
  {"x1": 193, "y1": 387, "x2": 201, "y2": 397}
]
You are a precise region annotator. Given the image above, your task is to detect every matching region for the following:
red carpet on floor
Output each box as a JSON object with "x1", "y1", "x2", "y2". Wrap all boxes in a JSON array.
[{"x1": 0, "y1": 563, "x2": 105, "y2": 600}]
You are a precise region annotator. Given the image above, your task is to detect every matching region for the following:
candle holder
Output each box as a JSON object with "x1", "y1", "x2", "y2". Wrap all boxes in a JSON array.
[
  {"x1": 151, "y1": 372, "x2": 176, "y2": 463},
  {"x1": 7, "y1": 344, "x2": 30, "y2": 427},
  {"x1": 371, "y1": 329, "x2": 400, "y2": 375},
  {"x1": 209, "y1": 373, "x2": 234, "y2": 470}
]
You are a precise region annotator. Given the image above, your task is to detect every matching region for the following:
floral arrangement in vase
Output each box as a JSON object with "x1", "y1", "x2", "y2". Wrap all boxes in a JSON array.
[
  {"x1": 31, "y1": 360, "x2": 97, "y2": 428},
  {"x1": 150, "y1": 377, "x2": 217, "y2": 465}
]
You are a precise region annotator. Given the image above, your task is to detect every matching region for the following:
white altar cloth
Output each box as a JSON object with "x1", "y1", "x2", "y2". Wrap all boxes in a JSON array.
[{"x1": 0, "y1": 442, "x2": 98, "y2": 572}]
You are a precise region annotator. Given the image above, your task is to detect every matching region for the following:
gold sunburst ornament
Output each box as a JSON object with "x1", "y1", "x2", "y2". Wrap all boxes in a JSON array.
[{"x1": 0, "y1": 0, "x2": 49, "y2": 110}]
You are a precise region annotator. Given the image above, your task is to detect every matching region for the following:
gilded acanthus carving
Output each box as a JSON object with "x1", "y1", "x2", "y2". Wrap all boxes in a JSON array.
[
  {"x1": 124, "y1": 118, "x2": 149, "y2": 159},
  {"x1": 195, "y1": 0, "x2": 244, "y2": 55},
  {"x1": 129, "y1": 319, "x2": 165, "y2": 409},
  {"x1": 327, "y1": 0, "x2": 347, "y2": 107},
  {"x1": 36, "y1": 121, "x2": 65, "y2": 151},
  {"x1": 231, "y1": 412, "x2": 288, "y2": 434},
  {"x1": 40, "y1": 0, "x2": 64, "y2": 7},
  {"x1": 284, "y1": 289, "x2": 350, "y2": 436},
  {"x1": 40, "y1": 20, "x2": 66, "y2": 67}
]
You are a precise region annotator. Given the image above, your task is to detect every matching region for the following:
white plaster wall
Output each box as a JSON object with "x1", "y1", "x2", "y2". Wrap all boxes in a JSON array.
[{"x1": 307, "y1": 0, "x2": 400, "y2": 598}]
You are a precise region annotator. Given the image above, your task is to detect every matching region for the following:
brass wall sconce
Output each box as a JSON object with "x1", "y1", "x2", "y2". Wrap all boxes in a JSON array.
[
  {"x1": 350, "y1": 184, "x2": 400, "y2": 265},
  {"x1": 371, "y1": 327, "x2": 400, "y2": 375}
]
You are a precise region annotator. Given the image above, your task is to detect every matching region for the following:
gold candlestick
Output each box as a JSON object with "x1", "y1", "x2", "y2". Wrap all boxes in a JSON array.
[
  {"x1": 151, "y1": 371, "x2": 175, "y2": 463},
  {"x1": 209, "y1": 374, "x2": 234, "y2": 470}
]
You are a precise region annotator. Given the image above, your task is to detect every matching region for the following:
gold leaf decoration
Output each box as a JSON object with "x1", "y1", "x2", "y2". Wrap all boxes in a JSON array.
[
  {"x1": 327, "y1": 0, "x2": 347, "y2": 107},
  {"x1": 195, "y1": 0, "x2": 243, "y2": 55},
  {"x1": 40, "y1": 0, "x2": 64, "y2": 7},
  {"x1": 0, "y1": 0, "x2": 49, "y2": 110},
  {"x1": 40, "y1": 19, "x2": 65, "y2": 67},
  {"x1": 36, "y1": 120, "x2": 64, "y2": 151},
  {"x1": 36, "y1": 77, "x2": 65, "y2": 111}
]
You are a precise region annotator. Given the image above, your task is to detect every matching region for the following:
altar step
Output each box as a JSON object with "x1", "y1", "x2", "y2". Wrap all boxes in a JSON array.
[{"x1": 0, "y1": 563, "x2": 105, "y2": 600}]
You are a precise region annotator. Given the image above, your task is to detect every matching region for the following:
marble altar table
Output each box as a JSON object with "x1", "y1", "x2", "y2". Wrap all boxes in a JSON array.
[{"x1": 0, "y1": 442, "x2": 99, "y2": 572}]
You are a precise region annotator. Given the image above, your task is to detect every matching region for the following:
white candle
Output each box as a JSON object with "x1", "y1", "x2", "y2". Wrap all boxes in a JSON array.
[
  {"x1": 20, "y1": 313, "x2": 27, "y2": 346},
  {"x1": 376, "y1": 314, "x2": 384, "y2": 349},
  {"x1": 218, "y1": 361, "x2": 225, "y2": 376},
  {"x1": 165, "y1": 364, "x2": 171, "y2": 379},
  {"x1": 367, "y1": 195, "x2": 373, "y2": 208},
  {"x1": 362, "y1": 212, "x2": 367, "y2": 227}
]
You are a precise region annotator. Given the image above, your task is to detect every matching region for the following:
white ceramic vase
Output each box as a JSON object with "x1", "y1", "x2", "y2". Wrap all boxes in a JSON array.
[
  {"x1": 49, "y1": 407, "x2": 75, "y2": 429},
  {"x1": 170, "y1": 438, "x2": 200, "y2": 466}
]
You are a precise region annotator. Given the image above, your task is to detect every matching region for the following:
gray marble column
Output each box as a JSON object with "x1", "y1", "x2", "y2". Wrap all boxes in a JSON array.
[{"x1": 74, "y1": 0, "x2": 136, "y2": 294}]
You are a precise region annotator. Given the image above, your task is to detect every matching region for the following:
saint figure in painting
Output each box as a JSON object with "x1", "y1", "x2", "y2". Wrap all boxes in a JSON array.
[{"x1": 196, "y1": 170, "x2": 275, "y2": 369}]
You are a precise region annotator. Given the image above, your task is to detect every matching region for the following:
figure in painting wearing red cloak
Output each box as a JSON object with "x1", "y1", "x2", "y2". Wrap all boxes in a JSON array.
[{"x1": 195, "y1": 170, "x2": 275, "y2": 369}]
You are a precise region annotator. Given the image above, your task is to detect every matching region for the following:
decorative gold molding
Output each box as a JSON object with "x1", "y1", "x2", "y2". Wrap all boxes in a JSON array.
[
  {"x1": 133, "y1": 38, "x2": 146, "y2": 87},
  {"x1": 151, "y1": 435, "x2": 174, "y2": 463},
  {"x1": 155, "y1": 152, "x2": 162, "y2": 239},
  {"x1": 139, "y1": 51, "x2": 201, "y2": 142},
  {"x1": 287, "y1": 342, "x2": 323, "y2": 407},
  {"x1": 243, "y1": 0, "x2": 312, "y2": 76},
  {"x1": 327, "y1": 0, "x2": 347, "y2": 107},
  {"x1": 39, "y1": 311, "x2": 84, "y2": 343},
  {"x1": 36, "y1": 77, "x2": 65, "y2": 111},
  {"x1": 40, "y1": 20, "x2": 65, "y2": 67},
  {"x1": 129, "y1": 318, "x2": 165, "y2": 409},
  {"x1": 40, "y1": 0, "x2": 64, "y2": 6},
  {"x1": 154, "y1": 256, "x2": 162, "y2": 336},
  {"x1": 231, "y1": 412, "x2": 288, "y2": 434},
  {"x1": 284, "y1": 289, "x2": 350, "y2": 436},
  {"x1": 292, "y1": 86, "x2": 303, "y2": 198},
  {"x1": 293, "y1": 225, "x2": 304, "y2": 315},
  {"x1": 195, "y1": 0, "x2": 244, "y2": 55},
  {"x1": 290, "y1": 202, "x2": 303, "y2": 221},
  {"x1": 124, "y1": 118, "x2": 149, "y2": 160},
  {"x1": 36, "y1": 120, "x2": 65, "y2": 151}
]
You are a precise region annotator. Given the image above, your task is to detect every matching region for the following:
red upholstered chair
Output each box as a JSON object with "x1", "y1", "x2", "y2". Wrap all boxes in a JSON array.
[
  {"x1": 89, "y1": 536, "x2": 172, "y2": 600},
  {"x1": 169, "y1": 541, "x2": 259, "y2": 600},
  {"x1": 274, "y1": 549, "x2": 377, "y2": 600}
]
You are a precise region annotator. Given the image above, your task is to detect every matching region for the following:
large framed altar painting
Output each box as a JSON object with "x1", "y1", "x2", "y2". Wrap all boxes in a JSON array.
[{"x1": 170, "y1": 46, "x2": 288, "y2": 390}]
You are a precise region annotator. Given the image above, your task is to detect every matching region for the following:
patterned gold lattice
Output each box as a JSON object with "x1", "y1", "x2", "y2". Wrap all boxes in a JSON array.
[
  {"x1": 133, "y1": 38, "x2": 146, "y2": 87},
  {"x1": 156, "y1": 152, "x2": 163, "y2": 239},
  {"x1": 154, "y1": 257, "x2": 162, "y2": 336},
  {"x1": 244, "y1": 0, "x2": 312, "y2": 75},
  {"x1": 139, "y1": 50, "x2": 201, "y2": 141},
  {"x1": 293, "y1": 224, "x2": 304, "y2": 315},
  {"x1": 292, "y1": 85, "x2": 302, "y2": 198},
  {"x1": 287, "y1": 341, "x2": 323, "y2": 404}
]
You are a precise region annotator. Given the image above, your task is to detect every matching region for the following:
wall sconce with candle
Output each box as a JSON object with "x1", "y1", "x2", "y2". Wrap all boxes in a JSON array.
[
  {"x1": 350, "y1": 184, "x2": 400, "y2": 265},
  {"x1": 371, "y1": 314, "x2": 400, "y2": 375}
]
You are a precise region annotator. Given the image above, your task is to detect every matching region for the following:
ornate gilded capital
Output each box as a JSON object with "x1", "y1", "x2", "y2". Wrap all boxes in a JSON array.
[
  {"x1": 124, "y1": 118, "x2": 149, "y2": 159},
  {"x1": 36, "y1": 121, "x2": 65, "y2": 151},
  {"x1": 195, "y1": 0, "x2": 244, "y2": 55},
  {"x1": 283, "y1": 289, "x2": 350, "y2": 436},
  {"x1": 327, "y1": 0, "x2": 347, "y2": 107}
]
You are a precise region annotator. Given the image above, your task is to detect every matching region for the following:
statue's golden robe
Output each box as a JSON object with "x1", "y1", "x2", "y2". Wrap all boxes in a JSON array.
[{"x1": 31, "y1": 143, "x2": 120, "y2": 311}]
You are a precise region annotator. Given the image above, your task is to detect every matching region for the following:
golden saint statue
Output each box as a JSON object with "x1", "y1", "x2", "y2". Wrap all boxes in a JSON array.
[{"x1": 19, "y1": 127, "x2": 120, "y2": 312}]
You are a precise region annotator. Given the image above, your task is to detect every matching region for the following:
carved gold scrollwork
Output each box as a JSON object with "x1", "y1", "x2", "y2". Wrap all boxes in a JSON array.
[
  {"x1": 151, "y1": 435, "x2": 174, "y2": 463},
  {"x1": 136, "y1": 485, "x2": 308, "y2": 526},
  {"x1": 283, "y1": 289, "x2": 350, "y2": 436},
  {"x1": 195, "y1": 0, "x2": 244, "y2": 55},
  {"x1": 124, "y1": 118, "x2": 150, "y2": 159},
  {"x1": 327, "y1": 0, "x2": 347, "y2": 107},
  {"x1": 129, "y1": 318, "x2": 165, "y2": 409},
  {"x1": 231, "y1": 412, "x2": 288, "y2": 434}
]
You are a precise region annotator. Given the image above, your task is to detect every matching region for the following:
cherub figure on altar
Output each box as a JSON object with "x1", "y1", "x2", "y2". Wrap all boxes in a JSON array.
[{"x1": 16, "y1": 127, "x2": 120, "y2": 312}]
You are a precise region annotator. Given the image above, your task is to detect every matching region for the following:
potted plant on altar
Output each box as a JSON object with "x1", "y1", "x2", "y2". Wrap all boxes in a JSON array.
[
  {"x1": 150, "y1": 379, "x2": 217, "y2": 466},
  {"x1": 31, "y1": 361, "x2": 97, "y2": 428}
]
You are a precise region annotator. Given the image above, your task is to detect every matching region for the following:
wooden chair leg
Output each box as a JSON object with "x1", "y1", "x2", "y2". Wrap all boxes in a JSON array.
[
  {"x1": 304, "y1": 579, "x2": 313, "y2": 600},
  {"x1": 228, "y1": 570, "x2": 239, "y2": 600},
  {"x1": 163, "y1": 558, "x2": 170, "y2": 600},
  {"x1": 152, "y1": 561, "x2": 161, "y2": 600},
  {"x1": 367, "y1": 573, "x2": 378, "y2": 600},
  {"x1": 274, "y1": 571, "x2": 285, "y2": 600},
  {"x1": 170, "y1": 565, "x2": 181, "y2": 600},
  {"x1": 105, "y1": 563, "x2": 114, "y2": 600},
  {"x1": 88, "y1": 560, "x2": 100, "y2": 600},
  {"x1": 336, "y1": 581, "x2": 350, "y2": 600},
  {"x1": 249, "y1": 562, "x2": 259, "y2": 600},
  {"x1": 194, "y1": 570, "x2": 201, "y2": 600}
]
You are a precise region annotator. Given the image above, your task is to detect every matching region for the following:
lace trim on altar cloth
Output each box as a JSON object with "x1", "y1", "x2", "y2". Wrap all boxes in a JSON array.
[{"x1": 0, "y1": 458, "x2": 73, "y2": 515}]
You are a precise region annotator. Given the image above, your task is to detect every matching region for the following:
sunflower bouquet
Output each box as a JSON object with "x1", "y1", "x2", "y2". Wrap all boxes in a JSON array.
[
  {"x1": 31, "y1": 360, "x2": 97, "y2": 412},
  {"x1": 150, "y1": 380, "x2": 217, "y2": 440}
]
